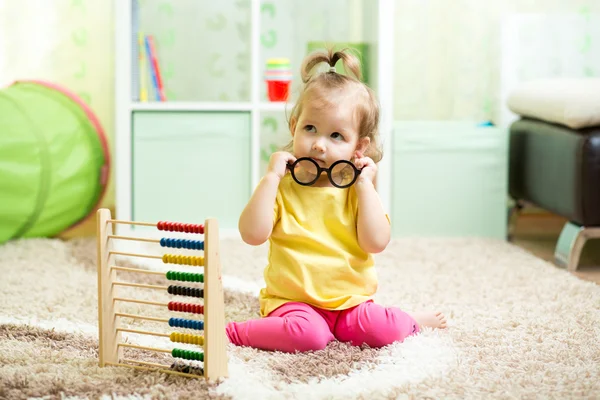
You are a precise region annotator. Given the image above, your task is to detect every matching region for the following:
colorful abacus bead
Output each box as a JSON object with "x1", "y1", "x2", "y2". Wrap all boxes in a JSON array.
[
  {"x1": 166, "y1": 271, "x2": 204, "y2": 283},
  {"x1": 172, "y1": 348, "x2": 204, "y2": 361},
  {"x1": 168, "y1": 301, "x2": 204, "y2": 314},
  {"x1": 167, "y1": 285, "x2": 204, "y2": 298},
  {"x1": 170, "y1": 332, "x2": 205, "y2": 346},
  {"x1": 160, "y1": 238, "x2": 204, "y2": 250},
  {"x1": 168, "y1": 317, "x2": 204, "y2": 330},
  {"x1": 162, "y1": 254, "x2": 204, "y2": 266},
  {"x1": 157, "y1": 221, "x2": 204, "y2": 234}
]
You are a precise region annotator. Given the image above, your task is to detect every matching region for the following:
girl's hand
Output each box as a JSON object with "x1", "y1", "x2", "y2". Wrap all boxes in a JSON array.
[
  {"x1": 354, "y1": 151, "x2": 377, "y2": 183},
  {"x1": 267, "y1": 151, "x2": 296, "y2": 179}
]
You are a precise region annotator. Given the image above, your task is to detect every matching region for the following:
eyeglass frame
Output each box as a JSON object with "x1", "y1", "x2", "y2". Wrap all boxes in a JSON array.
[{"x1": 286, "y1": 157, "x2": 363, "y2": 188}]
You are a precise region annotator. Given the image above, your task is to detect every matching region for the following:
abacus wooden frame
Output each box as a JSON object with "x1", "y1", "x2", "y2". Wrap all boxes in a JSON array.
[{"x1": 96, "y1": 208, "x2": 228, "y2": 381}]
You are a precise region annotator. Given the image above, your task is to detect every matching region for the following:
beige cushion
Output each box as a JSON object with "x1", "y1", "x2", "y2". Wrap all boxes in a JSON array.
[{"x1": 507, "y1": 78, "x2": 600, "y2": 129}]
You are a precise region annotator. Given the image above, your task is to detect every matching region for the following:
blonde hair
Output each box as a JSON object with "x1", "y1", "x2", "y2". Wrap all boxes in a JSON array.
[{"x1": 284, "y1": 47, "x2": 382, "y2": 163}]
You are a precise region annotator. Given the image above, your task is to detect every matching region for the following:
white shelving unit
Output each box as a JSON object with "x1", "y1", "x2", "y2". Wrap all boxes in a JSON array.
[
  {"x1": 114, "y1": 0, "x2": 395, "y2": 237},
  {"x1": 130, "y1": 101, "x2": 292, "y2": 112}
]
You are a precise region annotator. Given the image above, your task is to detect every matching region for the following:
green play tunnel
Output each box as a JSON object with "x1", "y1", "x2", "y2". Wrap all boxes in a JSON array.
[{"x1": 0, "y1": 80, "x2": 110, "y2": 244}]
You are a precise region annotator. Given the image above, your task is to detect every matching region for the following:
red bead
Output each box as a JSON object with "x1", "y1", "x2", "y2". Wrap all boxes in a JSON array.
[
  {"x1": 199, "y1": 224, "x2": 204, "y2": 234},
  {"x1": 157, "y1": 221, "x2": 164, "y2": 231},
  {"x1": 167, "y1": 301, "x2": 204, "y2": 314}
]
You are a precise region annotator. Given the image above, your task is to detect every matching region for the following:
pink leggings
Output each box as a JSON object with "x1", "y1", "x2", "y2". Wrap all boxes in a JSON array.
[{"x1": 225, "y1": 300, "x2": 419, "y2": 353}]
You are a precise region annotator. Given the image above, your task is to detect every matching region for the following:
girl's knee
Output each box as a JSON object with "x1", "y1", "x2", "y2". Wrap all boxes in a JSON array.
[
  {"x1": 365, "y1": 324, "x2": 410, "y2": 347},
  {"x1": 337, "y1": 302, "x2": 418, "y2": 347},
  {"x1": 284, "y1": 317, "x2": 332, "y2": 352}
]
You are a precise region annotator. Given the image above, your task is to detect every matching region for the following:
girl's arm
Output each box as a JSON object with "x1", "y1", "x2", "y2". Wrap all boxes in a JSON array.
[
  {"x1": 355, "y1": 177, "x2": 391, "y2": 253},
  {"x1": 238, "y1": 151, "x2": 296, "y2": 245},
  {"x1": 354, "y1": 153, "x2": 391, "y2": 253}
]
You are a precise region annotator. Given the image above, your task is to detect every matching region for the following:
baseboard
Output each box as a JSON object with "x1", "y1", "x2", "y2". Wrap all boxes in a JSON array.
[{"x1": 513, "y1": 212, "x2": 567, "y2": 237}]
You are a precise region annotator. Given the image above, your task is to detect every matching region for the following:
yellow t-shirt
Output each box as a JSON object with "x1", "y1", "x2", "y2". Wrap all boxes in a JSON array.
[{"x1": 258, "y1": 174, "x2": 378, "y2": 317}]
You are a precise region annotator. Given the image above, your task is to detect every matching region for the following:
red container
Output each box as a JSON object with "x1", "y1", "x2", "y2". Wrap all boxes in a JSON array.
[{"x1": 266, "y1": 80, "x2": 290, "y2": 102}]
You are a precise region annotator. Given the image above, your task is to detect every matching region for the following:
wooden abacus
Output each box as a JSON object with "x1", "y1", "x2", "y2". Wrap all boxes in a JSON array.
[{"x1": 96, "y1": 208, "x2": 228, "y2": 380}]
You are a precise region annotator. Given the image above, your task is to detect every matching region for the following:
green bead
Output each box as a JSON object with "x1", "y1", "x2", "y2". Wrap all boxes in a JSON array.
[
  {"x1": 172, "y1": 347, "x2": 204, "y2": 362},
  {"x1": 166, "y1": 271, "x2": 204, "y2": 283}
]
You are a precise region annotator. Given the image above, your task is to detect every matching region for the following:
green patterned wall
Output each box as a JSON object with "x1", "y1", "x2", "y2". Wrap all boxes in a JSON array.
[
  {"x1": 138, "y1": 0, "x2": 251, "y2": 101},
  {"x1": 392, "y1": 0, "x2": 600, "y2": 124}
]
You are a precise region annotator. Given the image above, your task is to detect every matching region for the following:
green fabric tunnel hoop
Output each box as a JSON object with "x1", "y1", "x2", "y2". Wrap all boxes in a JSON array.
[{"x1": 0, "y1": 80, "x2": 110, "y2": 244}]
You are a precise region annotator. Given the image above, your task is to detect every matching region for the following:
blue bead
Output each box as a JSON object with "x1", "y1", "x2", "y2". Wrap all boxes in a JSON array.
[{"x1": 160, "y1": 238, "x2": 166, "y2": 247}]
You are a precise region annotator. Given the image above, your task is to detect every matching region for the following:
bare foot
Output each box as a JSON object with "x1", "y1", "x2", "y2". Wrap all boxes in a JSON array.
[{"x1": 408, "y1": 311, "x2": 447, "y2": 329}]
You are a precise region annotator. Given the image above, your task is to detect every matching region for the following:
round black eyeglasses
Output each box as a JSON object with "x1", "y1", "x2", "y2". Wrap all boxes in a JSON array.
[{"x1": 286, "y1": 157, "x2": 362, "y2": 188}]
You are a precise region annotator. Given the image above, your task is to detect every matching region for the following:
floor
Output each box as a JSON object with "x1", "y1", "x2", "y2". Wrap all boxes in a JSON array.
[{"x1": 511, "y1": 212, "x2": 600, "y2": 285}]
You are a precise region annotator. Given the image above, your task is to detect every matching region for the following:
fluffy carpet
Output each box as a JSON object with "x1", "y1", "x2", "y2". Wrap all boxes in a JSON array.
[{"x1": 0, "y1": 236, "x2": 599, "y2": 399}]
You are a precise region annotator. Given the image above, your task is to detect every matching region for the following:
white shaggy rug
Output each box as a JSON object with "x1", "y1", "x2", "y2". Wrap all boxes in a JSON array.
[{"x1": 0, "y1": 236, "x2": 599, "y2": 399}]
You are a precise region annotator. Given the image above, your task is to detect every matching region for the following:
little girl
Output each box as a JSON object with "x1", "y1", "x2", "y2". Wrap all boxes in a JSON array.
[{"x1": 226, "y1": 48, "x2": 446, "y2": 353}]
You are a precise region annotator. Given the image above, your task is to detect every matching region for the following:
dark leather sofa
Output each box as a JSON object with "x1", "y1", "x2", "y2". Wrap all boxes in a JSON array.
[{"x1": 508, "y1": 117, "x2": 600, "y2": 271}]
